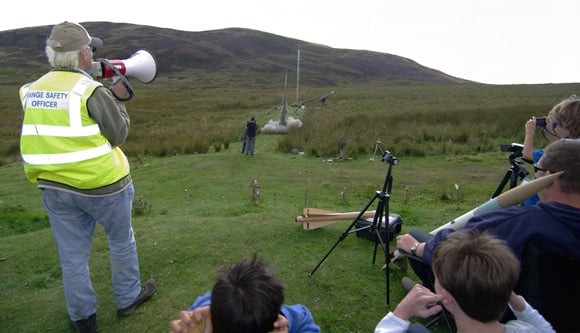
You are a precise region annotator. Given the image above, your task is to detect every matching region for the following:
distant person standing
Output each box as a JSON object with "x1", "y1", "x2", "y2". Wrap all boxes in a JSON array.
[
  {"x1": 241, "y1": 126, "x2": 248, "y2": 154},
  {"x1": 246, "y1": 116, "x2": 258, "y2": 155},
  {"x1": 19, "y1": 22, "x2": 156, "y2": 332}
]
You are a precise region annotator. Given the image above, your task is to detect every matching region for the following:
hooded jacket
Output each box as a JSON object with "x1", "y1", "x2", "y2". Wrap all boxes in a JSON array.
[{"x1": 423, "y1": 201, "x2": 580, "y2": 264}]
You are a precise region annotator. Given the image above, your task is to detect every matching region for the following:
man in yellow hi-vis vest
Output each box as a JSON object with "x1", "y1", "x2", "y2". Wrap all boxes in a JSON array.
[{"x1": 19, "y1": 22, "x2": 156, "y2": 333}]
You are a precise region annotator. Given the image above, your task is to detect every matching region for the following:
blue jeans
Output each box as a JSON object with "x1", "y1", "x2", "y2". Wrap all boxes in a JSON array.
[
  {"x1": 42, "y1": 184, "x2": 141, "y2": 321},
  {"x1": 246, "y1": 136, "x2": 256, "y2": 154},
  {"x1": 241, "y1": 135, "x2": 248, "y2": 153}
]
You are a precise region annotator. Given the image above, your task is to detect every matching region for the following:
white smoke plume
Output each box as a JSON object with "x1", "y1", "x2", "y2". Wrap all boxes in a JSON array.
[{"x1": 261, "y1": 116, "x2": 303, "y2": 134}]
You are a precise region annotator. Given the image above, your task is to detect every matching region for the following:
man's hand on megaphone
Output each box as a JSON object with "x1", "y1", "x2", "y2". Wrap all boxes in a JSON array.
[{"x1": 110, "y1": 76, "x2": 133, "y2": 101}]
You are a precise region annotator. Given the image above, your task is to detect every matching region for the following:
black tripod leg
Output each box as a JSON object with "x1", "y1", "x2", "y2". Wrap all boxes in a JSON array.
[
  {"x1": 492, "y1": 169, "x2": 512, "y2": 198},
  {"x1": 510, "y1": 169, "x2": 520, "y2": 189},
  {"x1": 308, "y1": 235, "x2": 344, "y2": 277},
  {"x1": 376, "y1": 191, "x2": 394, "y2": 308},
  {"x1": 371, "y1": 201, "x2": 384, "y2": 265},
  {"x1": 381, "y1": 234, "x2": 390, "y2": 309},
  {"x1": 310, "y1": 154, "x2": 397, "y2": 310},
  {"x1": 309, "y1": 192, "x2": 379, "y2": 277},
  {"x1": 373, "y1": 207, "x2": 391, "y2": 308}
]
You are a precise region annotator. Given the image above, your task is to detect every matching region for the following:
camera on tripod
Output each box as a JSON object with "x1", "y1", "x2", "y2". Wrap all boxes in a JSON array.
[
  {"x1": 310, "y1": 148, "x2": 399, "y2": 307},
  {"x1": 500, "y1": 143, "x2": 524, "y2": 154},
  {"x1": 381, "y1": 150, "x2": 399, "y2": 164},
  {"x1": 492, "y1": 143, "x2": 530, "y2": 198}
]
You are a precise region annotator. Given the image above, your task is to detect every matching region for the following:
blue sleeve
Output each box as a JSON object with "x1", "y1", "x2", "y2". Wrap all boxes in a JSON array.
[
  {"x1": 282, "y1": 304, "x2": 321, "y2": 333},
  {"x1": 522, "y1": 193, "x2": 540, "y2": 206},
  {"x1": 423, "y1": 228, "x2": 454, "y2": 264},
  {"x1": 453, "y1": 207, "x2": 540, "y2": 259},
  {"x1": 423, "y1": 206, "x2": 535, "y2": 263},
  {"x1": 188, "y1": 291, "x2": 212, "y2": 311},
  {"x1": 532, "y1": 149, "x2": 544, "y2": 163},
  {"x1": 522, "y1": 151, "x2": 541, "y2": 206}
]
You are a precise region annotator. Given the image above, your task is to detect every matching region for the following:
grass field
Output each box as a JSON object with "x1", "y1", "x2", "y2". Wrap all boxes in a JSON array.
[{"x1": 1, "y1": 133, "x2": 525, "y2": 332}]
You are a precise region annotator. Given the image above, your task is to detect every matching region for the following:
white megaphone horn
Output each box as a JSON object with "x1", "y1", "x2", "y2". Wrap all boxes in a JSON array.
[{"x1": 91, "y1": 49, "x2": 158, "y2": 83}]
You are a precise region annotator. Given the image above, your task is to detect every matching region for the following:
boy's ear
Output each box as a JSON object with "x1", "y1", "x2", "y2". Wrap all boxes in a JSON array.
[
  {"x1": 543, "y1": 172, "x2": 559, "y2": 190},
  {"x1": 438, "y1": 286, "x2": 455, "y2": 307}
]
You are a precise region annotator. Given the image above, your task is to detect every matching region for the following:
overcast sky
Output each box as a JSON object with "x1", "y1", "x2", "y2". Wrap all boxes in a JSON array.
[{"x1": 3, "y1": 0, "x2": 579, "y2": 85}]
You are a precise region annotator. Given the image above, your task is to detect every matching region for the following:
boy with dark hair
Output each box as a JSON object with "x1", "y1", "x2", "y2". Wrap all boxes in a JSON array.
[
  {"x1": 170, "y1": 257, "x2": 320, "y2": 333},
  {"x1": 211, "y1": 257, "x2": 284, "y2": 333},
  {"x1": 375, "y1": 230, "x2": 554, "y2": 332}
]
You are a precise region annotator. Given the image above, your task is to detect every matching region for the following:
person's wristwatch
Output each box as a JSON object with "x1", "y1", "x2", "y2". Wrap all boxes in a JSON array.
[{"x1": 410, "y1": 242, "x2": 419, "y2": 256}]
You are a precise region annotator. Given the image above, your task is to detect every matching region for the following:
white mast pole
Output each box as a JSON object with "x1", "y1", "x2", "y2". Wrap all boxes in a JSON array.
[
  {"x1": 280, "y1": 69, "x2": 288, "y2": 126},
  {"x1": 295, "y1": 49, "x2": 300, "y2": 107}
]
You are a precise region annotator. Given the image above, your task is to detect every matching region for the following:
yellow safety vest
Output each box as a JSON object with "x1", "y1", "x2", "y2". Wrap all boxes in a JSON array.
[{"x1": 19, "y1": 71, "x2": 130, "y2": 189}]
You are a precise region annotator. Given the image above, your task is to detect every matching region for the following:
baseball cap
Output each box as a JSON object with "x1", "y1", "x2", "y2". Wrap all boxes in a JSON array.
[{"x1": 46, "y1": 21, "x2": 103, "y2": 52}]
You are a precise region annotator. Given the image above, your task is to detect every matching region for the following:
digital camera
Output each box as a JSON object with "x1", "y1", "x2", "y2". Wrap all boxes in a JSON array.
[{"x1": 535, "y1": 117, "x2": 547, "y2": 127}]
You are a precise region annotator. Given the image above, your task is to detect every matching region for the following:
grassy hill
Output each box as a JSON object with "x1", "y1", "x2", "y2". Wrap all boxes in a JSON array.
[
  {"x1": 0, "y1": 22, "x2": 468, "y2": 87},
  {"x1": 2, "y1": 22, "x2": 579, "y2": 162}
]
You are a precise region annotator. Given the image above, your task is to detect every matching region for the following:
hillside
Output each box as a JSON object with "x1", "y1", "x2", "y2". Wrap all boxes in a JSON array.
[{"x1": 0, "y1": 21, "x2": 469, "y2": 87}]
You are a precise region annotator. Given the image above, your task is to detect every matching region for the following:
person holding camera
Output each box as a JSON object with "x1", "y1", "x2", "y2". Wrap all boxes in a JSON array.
[
  {"x1": 522, "y1": 95, "x2": 580, "y2": 205},
  {"x1": 19, "y1": 22, "x2": 156, "y2": 332}
]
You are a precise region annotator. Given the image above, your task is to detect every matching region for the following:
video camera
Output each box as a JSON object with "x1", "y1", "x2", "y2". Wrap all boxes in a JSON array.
[
  {"x1": 500, "y1": 143, "x2": 524, "y2": 154},
  {"x1": 381, "y1": 150, "x2": 399, "y2": 165}
]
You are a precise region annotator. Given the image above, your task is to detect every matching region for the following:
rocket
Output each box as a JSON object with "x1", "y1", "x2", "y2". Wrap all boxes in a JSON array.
[
  {"x1": 295, "y1": 208, "x2": 377, "y2": 230},
  {"x1": 430, "y1": 171, "x2": 562, "y2": 234},
  {"x1": 392, "y1": 171, "x2": 563, "y2": 261}
]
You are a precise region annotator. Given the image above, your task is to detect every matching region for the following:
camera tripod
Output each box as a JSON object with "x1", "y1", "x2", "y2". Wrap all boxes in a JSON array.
[
  {"x1": 310, "y1": 150, "x2": 398, "y2": 308},
  {"x1": 369, "y1": 139, "x2": 384, "y2": 161},
  {"x1": 491, "y1": 150, "x2": 530, "y2": 198}
]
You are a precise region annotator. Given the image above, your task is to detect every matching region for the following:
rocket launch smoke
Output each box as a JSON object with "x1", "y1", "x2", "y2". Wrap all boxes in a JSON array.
[{"x1": 261, "y1": 116, "x2": 303, "y2": 134}]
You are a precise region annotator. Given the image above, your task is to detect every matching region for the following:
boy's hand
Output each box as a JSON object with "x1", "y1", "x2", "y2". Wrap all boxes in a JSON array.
[{"x1": 169, "y1": 306, "x2": 212, "y2": 333}]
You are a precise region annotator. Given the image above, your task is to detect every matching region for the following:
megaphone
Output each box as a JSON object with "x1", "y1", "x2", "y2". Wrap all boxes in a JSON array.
[{"x1": 91, "y1": 49, "x2": 158, "y2": 84}]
